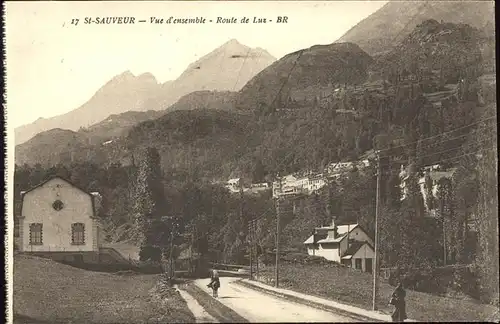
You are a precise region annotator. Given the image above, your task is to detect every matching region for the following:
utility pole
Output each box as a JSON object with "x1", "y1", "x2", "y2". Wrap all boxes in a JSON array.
[
  {"x1": 275, "y1": 175, "x2": 282, "y2": 288},
  {"x1": 190, "y1": 223, "x2": 194, "y2": 275},
  {"x1": 169, "y1": 219, "x2": 177, "y2": 279},
  {"x1": 372, "y1": 151, "x2": 382, "y2": 311},
  {"x1": 254, "y1": 219, "x2": 259, "y2": 280},
  {"x1": 248, "y1": 220, "x2": 254, "y2": 280},
  {"x1": 239, "y1": 178, "x2": 244, "y2": 221},
  {"x1": 440, "y1": 195, "x2": 447, "y2": 266}
]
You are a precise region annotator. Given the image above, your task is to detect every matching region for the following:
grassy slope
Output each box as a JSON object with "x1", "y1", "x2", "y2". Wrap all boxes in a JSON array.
[
  {"x1": 259, "y1": 263, "x2": 498, "y2": 322},
  {"x1": 13, "y1": 255, "x2": 194, "y2": 324}
]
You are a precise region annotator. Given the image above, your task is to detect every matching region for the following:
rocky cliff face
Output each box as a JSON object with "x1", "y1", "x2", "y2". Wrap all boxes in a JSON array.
[{"x1": 337, "y1": 0, "x2": 495, "y2": 56}]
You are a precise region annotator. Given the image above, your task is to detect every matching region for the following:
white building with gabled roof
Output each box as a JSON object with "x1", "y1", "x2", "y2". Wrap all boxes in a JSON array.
[
  {"x1": 17, "y1": 176, "x2": 102, "y2": 255},
  {"x1": 303, "y1": 219, "x2": 374, "y2": 272}
]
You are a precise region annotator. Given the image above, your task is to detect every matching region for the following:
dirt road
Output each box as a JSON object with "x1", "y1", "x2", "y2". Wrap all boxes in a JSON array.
[{"x1": 194, "y1": 277, "x2": 357, "y2": 322}]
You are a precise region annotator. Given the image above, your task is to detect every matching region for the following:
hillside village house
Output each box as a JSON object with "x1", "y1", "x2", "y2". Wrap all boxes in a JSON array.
[
  {"x1": 303, "y1": 219, "x2": 375, "y2": 273},
  {"x1": 419, "y1": 167, "x2": 457, "y2": 216},
  {"x1": 399, "y1": 163, "x2": 456, "y2": 205},
  {"x1": 225, "y1": 178, "x2": 242, "y2": 193},
  {"x1": 326, "y1": 161, "x2": 355, "y2": 174},
  {"x1": 272, "y1": 173, "x2": 326, "y2": 198},
  {"x1": 249, "y1": 182, "x2": 270, "y2": 194},
  {"x1": 17, "y1": 176, "x2": 103, "y2": 263},
  {"x1": 269, "y1": 159, "x2": 371, "y2": 199}
]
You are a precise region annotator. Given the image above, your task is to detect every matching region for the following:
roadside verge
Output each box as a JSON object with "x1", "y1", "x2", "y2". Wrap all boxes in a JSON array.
[
  {"x1": 175, "y1": 284, "x2": 217, "y2": 323},
  {"x1": 177, "y1": 281, "x2": 249, "y2": 323},
  {"x1": 236, "y1": 279, "x2": 417, "y2": 322}
]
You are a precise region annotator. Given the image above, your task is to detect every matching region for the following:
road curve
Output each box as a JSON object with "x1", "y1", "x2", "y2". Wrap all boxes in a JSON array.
[{"x1": 194, "y1": 277, "x2": 357, "y2": 323}]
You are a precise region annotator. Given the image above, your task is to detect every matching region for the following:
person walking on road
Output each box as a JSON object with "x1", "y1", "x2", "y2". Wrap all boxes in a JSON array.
[
  {"x1": 207, "y1": 269, "x2": 220, "y2": 297},
  {"x1": 390, "y1": 282, "x2": 407, "y2": 322}
]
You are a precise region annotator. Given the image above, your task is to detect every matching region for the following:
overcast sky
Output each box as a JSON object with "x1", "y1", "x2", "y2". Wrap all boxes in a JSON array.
[{"x1": 5, "y1": 1, "x2": 387, "y2": 128}]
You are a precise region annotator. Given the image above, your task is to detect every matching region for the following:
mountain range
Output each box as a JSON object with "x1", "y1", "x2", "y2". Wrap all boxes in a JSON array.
[
  {"x1": 15, "y1": 0, "x2": 496, "y2": 170},
  {"x1": 336, "y1": 0, "x2": 495, "y2": 56},
  {"x1": 14, "y1": 39, "x2": 276, "y2": 145}
]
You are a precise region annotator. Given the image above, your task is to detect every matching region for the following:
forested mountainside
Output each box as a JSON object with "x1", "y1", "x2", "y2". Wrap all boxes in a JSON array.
[
  {"x1": 236, "y1": 42, "x2": 373, "y2": 114},
  {"x1": 14, "y1": 20, "x2": 498, "y2": 303},
  {"x1": 336, "y1": 0, "x2": 495, "y2": 56},
  {"x1": 15, "y1": 91, "x2": 237, "y2": 167}
]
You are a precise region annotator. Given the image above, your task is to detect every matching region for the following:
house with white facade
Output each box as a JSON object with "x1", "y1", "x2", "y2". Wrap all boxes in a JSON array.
[
  {"x1": 272, "y1": 173, "x2": 326, "y2": 198},
  {"x1": 357, "y1": 159, "x2": 371, "y2": 169},
  {"x1": 326, "y1": 161, "x2": 355, "y2": 174},
  {"x1": 399, "y1": 165, "x2": 410, "y2": 200},
  {"x1": 306, "y1": 174, "x2": 326, "y2": 193},
  {"x1": 273, "y1": 174, "x2": 299, "y2": 198},
  {"x1": 249, "y1": 182, "x2": 271, "y2": 194},
  {"x1": 303, "y1": 219, "x2": 374, "y2": 272},
  {"x1": 17, "y1": 176, "x2": 103, "y2": 263},
  {"x1": 419, "y1": 168, "x2": 457, "y2": 216},
  {"x1": 399, "y1": 163, "x2": 456, "y2": 205},
  {"x1": 226, "y1": 178, "x2": 242, "y2": 193}
]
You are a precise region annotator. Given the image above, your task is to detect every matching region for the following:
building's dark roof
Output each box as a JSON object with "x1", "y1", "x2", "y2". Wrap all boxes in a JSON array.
[
  {"x1": 303, "y1": 232, "x2": 328, "y2": 244},
  {"x1": 304, "y1": 222, "x2": 374, "y2": 245},
  {"x1": 21, "y1": 176, "x2": 92, "y2": 197},
  {"x1": 343, "y1": 242, "x2": 364, "y2": 257},
  {"x1": 18, "y1": 176, "x2": 97, "y2": 218},
  {"x1": 342, "y1": 241, "x2": 374, "y2": 258}
]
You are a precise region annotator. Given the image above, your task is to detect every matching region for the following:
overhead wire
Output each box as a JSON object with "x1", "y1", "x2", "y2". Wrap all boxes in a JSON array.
[
  {"x1": 376, "y1": 114, "x2": 497, "y2": 154},
  {"x1": 379, "y1": 131, "x2": 497, "y2": 168}
]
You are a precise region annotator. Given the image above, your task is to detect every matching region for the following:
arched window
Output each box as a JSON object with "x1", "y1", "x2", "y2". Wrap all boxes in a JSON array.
[
  {"x1": 29, "y1": 223, "x2": 43, "y2": 245},
  {"x1": 71, "y1": 223, "x2": 85, "y2": 245}
]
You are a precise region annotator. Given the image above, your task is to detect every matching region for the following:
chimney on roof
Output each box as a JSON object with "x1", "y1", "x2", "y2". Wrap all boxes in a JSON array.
[
  {"x1": 330, "y1": 218, "x2": 338, "y2": 239},
  {"x1": 91, "y1": 192, "x2": 102, "y2": 216}
]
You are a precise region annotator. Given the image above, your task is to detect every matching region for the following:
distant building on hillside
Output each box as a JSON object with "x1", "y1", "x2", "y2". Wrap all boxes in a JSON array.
[
  {"x1": 306, "y1": 174, "x2": 326, "y2": 193},
  {"x1": 325, "y1": 161, "x2": 359, "y2": 176},
  {"x1": 419, "y1": 168, "x2": 457, "y2": 216},
  {"x1": 226, "y1": 178, "x2": 242, "y2": 193},
  {"x1": 17, "y1": 176, "x2": 103, "y2": 262},
  {"x1": 272, "y1": 175, "x2": 297, "y2": 198},
  {"x1": 303, "y1": 219, "x2": 374, "y2": 273},
  {"x1": 249, "y1": 182, "x2": 270, "y2": 194},
  {"x1": 357, "y1": 159, "x2": 370, "y2": 169},
  {"x1": 399, "y1": 165, "x2": 410, "y2": 200},
  {"x1": 399, "y1": 163, "x2": 456, "y2": 204},
  {"x1": 272, "y1": 173, "x2": 326, "y2": 198}
]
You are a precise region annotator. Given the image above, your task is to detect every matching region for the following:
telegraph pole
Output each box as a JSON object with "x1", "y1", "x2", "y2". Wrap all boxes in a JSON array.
[
  {"x1": 255, "y1": 219, "x2": 259, "y2": 280},
  {"x1": 248, "y1": 220, "x2": 254, "y2": 280},
  {"x1": 372, "y1": 150, "x2": 382, "y2": 311},
  {"x1": 190, "y1": 223, "x2": 194, "y2": 275},
  {"x1": 275, "y1": 175, "x2": 282, "y2": 288},
  {"x1": 169, "y1": 219, "x2": 177, "y2": 279},
  {"x1": 440, "y1": 196, "x2": 447, "y2": 266},
  {"x1": 239, "y1": 178, "x2": 244, "y2": 221}
]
